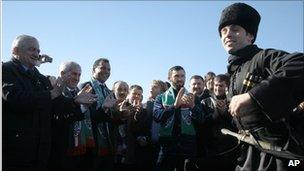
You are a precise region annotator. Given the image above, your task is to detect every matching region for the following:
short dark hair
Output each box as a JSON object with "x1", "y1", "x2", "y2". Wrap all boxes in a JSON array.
[
  {"x1": 214, "y1": 74, "x2": 230, "y2": 85},
  {"x1": 165, "y1": 81, "x2": 171, "y2": 89},
  {"x1": 130, "y1": 84, "x2": 143, "y2": 92},
  {"x1": 93, "y1": 58, "x2": 109, "y2": 70},
  {"x1": 190, "y1": 75, "x2": 204, "y2": 82},
  {"x1": 168, "y1": 65, "x2": 185, "y2": 77},
  {"x1": 204, "y1": 71, "x2": 216, "y2": 81}
]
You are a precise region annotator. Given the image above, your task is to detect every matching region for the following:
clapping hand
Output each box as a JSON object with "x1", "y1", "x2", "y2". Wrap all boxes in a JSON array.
[
  {"x1": 174, "y1": 88, "x2": 195, "y2": 109},
  {"x1": 132, "y1": 99, "x2": 142, "y2": 121},
  {"x1": 174, "y1": 87, "x2": 185, "y2": 108},
  {"x1": 119, "y1": 100, "x2": 130, "y2": 112},
  {"x1": 47, "y1": 76, "x2": 57, "y2": 87},
  {"x1": 213, "y1": 99, "x2": 229, "y2": 119},
  {"x1": 49, "y1": 72, "x2": 70, "y2": 99},
  {"x1": 298, "y1": 101, "x2": 304, "y2": 111},
  {"x1": 132, "y1": 99, "x2": 143, "y2": 114},
  {"x1": 216, "y1": 99, "x2": 228, "y2": 112},
  {"x1": 137, "y1": 136, "x2": 148, "y2": 146},
  {"x1": 118, "y1": 100, "x2": 131, "y2": 119},
  {"x1": 102, "y1": 92, "x2": 117, "y2": 109},
  {"x1": 182, "y1": 93, "x2": 195, "y2": 109},
  {"x1": 74, "y1": 84, "x2": 97, "y2": 105}
]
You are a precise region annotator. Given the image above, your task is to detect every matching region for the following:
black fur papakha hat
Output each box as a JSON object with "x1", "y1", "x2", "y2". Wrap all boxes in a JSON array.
[{"x1": 218, "y1": 3, "x2": 261, "y2": 43}]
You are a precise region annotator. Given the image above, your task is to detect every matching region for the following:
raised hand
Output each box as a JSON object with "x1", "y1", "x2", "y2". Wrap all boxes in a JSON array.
[
  {"x1": 102, "y1": 92, "x2": 117, "y2": 109},
  {"x1": 137, "y1": 136, "x2": 148, "y2": 146},
  {"x1": 119, "y1": 100, "x2": 129, "y2": 112},
  {"x1": 216, "y1": 99, "x2": 228, "y2": 111},
  {"x1": 47, "y1": 76, "x2": 57, "y2": 87},
  {"x1": 133, "y1": 99, "x2": 143, "y2": 113},
  {"x1": 183, "y1": 93, "x2": 195, "y2": 109},
  {"x1": 131, "y1": 99, "x2": 142, "y2": 122},
  {"x1": 174, "y1": 87, "x2": 185, "y2": 108},
  {"x1": 74, "y1": 84, "x2": 97, "y2": 105},
  {"x1": 298, "y1": 101, "x2": 304, "y2": 111},
  {"x1": 50, "y1": 73, "x2": 70, "y2": 99},
  {"x1": 118, "y1": 100, "x2": 131, "y2": 119},
  {"x1": 58, "y1": 71, "x2": 71, "y2": 89}
]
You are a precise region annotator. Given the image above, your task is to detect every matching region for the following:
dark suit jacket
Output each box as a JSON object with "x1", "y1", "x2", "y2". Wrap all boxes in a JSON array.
[
  {"x1": 78, "y1": 81, "x2": 112, "y2": 123},
  {"x1": 49, "y1": 87, "x2": 84, "y2": 169},
  {"x1": 2, "y1": 59, "x2": 81, "y2": 170}
]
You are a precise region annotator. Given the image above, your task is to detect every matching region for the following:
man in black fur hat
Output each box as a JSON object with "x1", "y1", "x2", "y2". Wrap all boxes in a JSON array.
[{"x1": 218, "y1": 2, "x2": 304, "y2": 170}]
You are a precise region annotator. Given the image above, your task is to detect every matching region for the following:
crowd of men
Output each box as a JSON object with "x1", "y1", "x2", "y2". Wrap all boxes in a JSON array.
[{"x1": 2, "y1": 2, "x2": 304, "y2": 171}]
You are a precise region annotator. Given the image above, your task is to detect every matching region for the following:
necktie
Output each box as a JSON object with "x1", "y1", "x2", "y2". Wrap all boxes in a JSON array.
[
  {"x1": 70, "y1": 90, "x2": 77, "y2": 97},
  {"x1": 100, "y1": 84, "x2": 106, "y2": 98}
]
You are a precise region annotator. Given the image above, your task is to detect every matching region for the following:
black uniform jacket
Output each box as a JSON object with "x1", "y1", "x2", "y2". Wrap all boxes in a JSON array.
[
  {"x1": 227, "y1": 44, "x2": 304, "y2": 169},
  {"x1": 227, "y1": 45, "x2": 304, "y2": 129}
]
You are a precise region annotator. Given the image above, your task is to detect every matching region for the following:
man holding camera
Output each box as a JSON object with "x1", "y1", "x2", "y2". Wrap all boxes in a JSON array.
[{"x1": 2, "y1": 35, "x2": 96, "y2": 171}]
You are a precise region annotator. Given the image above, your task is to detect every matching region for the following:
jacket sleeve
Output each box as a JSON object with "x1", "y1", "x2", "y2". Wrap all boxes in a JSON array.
[
  {"x1": 2, "y1": 64, "x2": 52, "y2": 112},
  {"x1": 248, "y1": 50, "x2": 304, "y2": 119},
  {"x1": 190, "y1": 98, "x2": 204, "y2": 123},
  {"x1": 78, "y1": 82, "x2": 112, "y2": 123},
  {"x1": 153, "y1": 94, "x2": 175, "y2": 123},
  {"x1": 131, "y1": 109, "x2": 152, "y2": 140},
  {"x1": 52, "y1": 95, "x2": 84, "y2": 123},
  {"x1": 90, "y1": 106, "x2": 112, "y2": 123}
]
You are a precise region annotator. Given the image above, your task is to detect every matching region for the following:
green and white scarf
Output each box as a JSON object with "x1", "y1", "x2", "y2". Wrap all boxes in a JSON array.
[
  {"x1": 90, "y1": 78, "x2": 113, "y2": 156},
  {"x1": 160, "y1": 87, "x2": 196, "y2": 137},
  {"x1": 91, "y1": 78, "x2": 107, "y2": 110}
]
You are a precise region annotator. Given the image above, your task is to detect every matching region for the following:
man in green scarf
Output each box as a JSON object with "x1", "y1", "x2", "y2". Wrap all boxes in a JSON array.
[{"x1": 153, "y1": 65, "x2": 203, "y2": 171}]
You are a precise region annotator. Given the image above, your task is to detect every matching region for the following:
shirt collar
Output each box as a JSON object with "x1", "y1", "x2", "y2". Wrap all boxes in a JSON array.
[
  {"x1": 66, "y1": 87, "x2": 77, "y2": 92},
  {"x1": 21, "y1": 64, "x2": 30, "y2": 71}
]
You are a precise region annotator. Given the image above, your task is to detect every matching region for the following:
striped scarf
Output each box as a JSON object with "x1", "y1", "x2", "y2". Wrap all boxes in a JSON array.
[
  {"x1": 159, "y1": 87, "x2": 196, "y2": 137},
  {"x1": 91, "y1": 78, "x2": 113, "y2": 156}
]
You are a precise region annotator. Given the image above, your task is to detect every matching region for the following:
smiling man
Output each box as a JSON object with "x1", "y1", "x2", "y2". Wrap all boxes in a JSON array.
[
  {"x1": 198, "y1": 74, "x2": 239, "y2": 170},
  {"x1": 218, "y1": 3, "x2": 304, "y2": 170},
  {"x1": 190, "y1": 75, "x2": 205, "y2": 100},
  {"x1": 49, "y1": 61, "x2": 87, "y2": 171},
  {"x1": 153, "y1": 66, "x2": 203, "y2": 171},
  {"x1": 79, "y1": 58, "x2": 117, "y2": 171},
  {"x1": 2, "y1": 35, "x2": 95, "y2": 171}
]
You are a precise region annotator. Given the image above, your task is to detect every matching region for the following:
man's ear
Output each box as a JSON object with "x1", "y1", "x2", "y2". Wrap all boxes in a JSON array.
[
  {"x1": 247, "y1": 33, "x2": 254, "y2": 43},
  {"x1": 168, "y1": 72, "x2": 172, "y2": 82},
  {"x1": 168, "y1": 76, "x2": 171, "y2": 82},
  {"x1": 12, "y1": 47, "x2": 19, "y2": 56},
  {"x1": 60, "y1": 71, "x2": 65, "y2": 77}
]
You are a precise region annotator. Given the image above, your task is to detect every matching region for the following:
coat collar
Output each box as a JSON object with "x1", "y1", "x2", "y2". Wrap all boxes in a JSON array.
[{"x1": 227, "y1": 45, "x2": 262, "y2": 74}]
